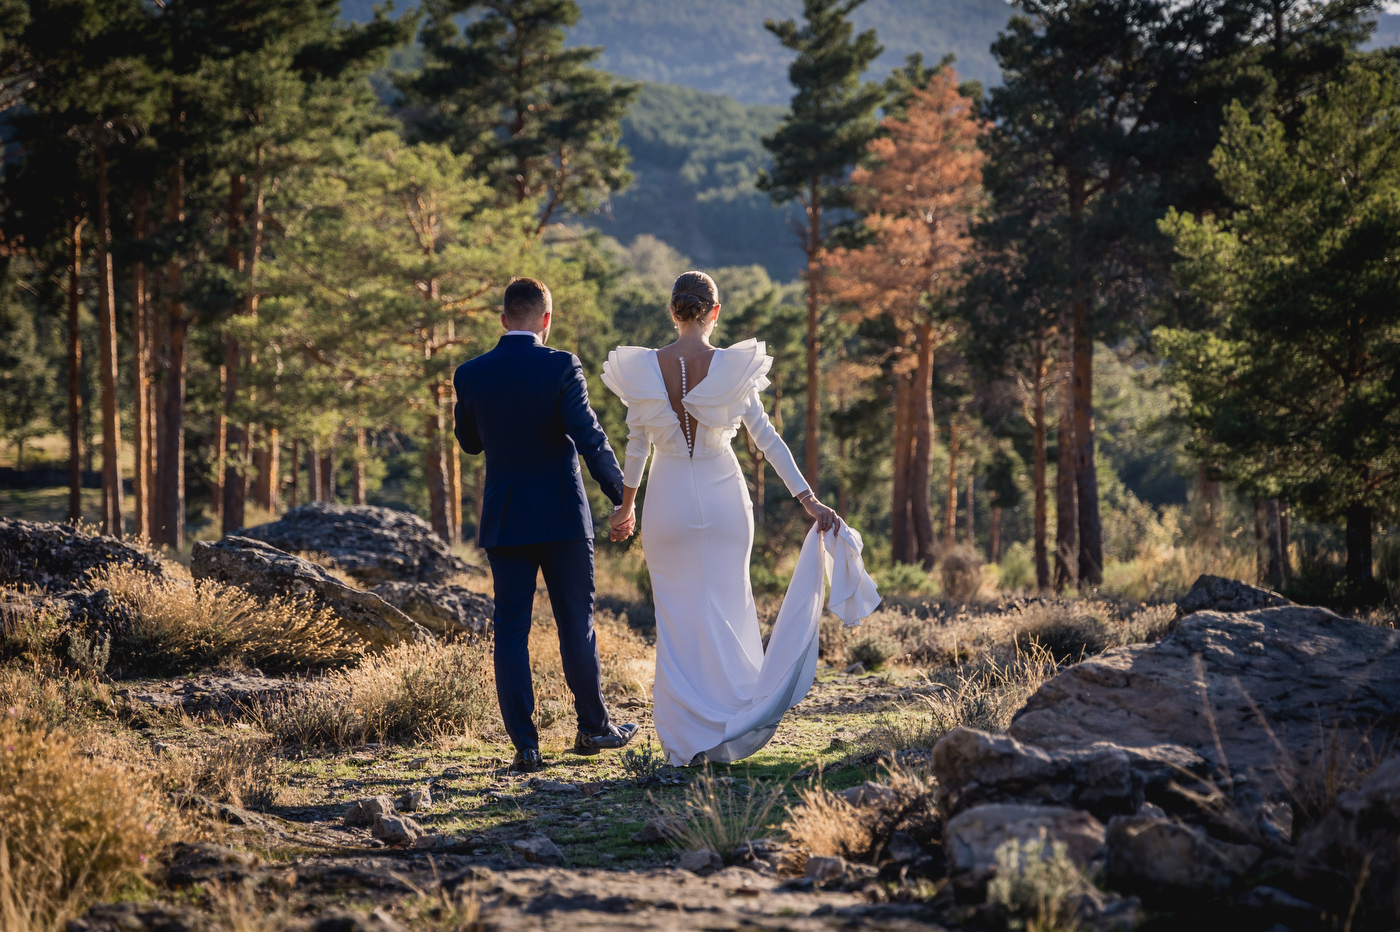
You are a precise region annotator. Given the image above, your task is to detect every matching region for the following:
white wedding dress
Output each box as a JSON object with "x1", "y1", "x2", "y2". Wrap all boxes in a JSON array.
[{"x1": 602, "y1": 339, "x2": 881, "y2": 765}]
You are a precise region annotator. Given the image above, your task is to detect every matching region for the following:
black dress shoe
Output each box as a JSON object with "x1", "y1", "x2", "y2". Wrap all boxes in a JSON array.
[
  {"x1": 570, "y1": 722, "x2": 639, "y2": 755},
  {"x1": 510, "y1": 747, "x2": 543, "y2": 773}
]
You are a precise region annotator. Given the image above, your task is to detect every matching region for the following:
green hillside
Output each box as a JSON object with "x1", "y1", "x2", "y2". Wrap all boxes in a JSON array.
[
  {"x1": 341, "y1": 0, "x2": 1012, "y2": 104},
  {"x1": 592, "y1": 82, "x2": 803, "y2": 277}
]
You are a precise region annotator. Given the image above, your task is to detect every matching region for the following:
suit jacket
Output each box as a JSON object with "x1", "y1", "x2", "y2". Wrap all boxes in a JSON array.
[{"x1": 453, "y1": 333, "x2": 625, "y2": 549}]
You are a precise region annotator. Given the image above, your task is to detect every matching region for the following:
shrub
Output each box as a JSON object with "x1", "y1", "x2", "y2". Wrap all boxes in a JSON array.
[
  {"x1": 874, "y1": 562, "x2": 935, "y2": 596},
  {"x1": 651, "y1": 768, "x2": 785, "y2": 862},
  {"x1": 783, "y1": 766, "x2": 934, "y2": 867},
  {"x1": 165, "y1": 737, "x2": 285, "y2": 811},
  {"x1": 987, "y1": 832, "x2": 1086, "y2": 932},
  {"x1": 0, "y1": 589, "x2": 65, "y2": 662},
  {"x1": 997, "y1": 542, "x2": 1037, "y2": 593},
  {"x1": 940, "y1": 546, "x2": 985, "y2": 603},
  {"x1": 848, "y1": 632, "x2": 900, "y2": 670},
  {"x1": 620, "y1": 738, "x2": 666, "y2": 786},
  {"x1": 0, "y1": 714, "x2": 169, "y2": 929},
  {"x1": 1014, "y1": 602, "x2": 1113, "y2": 662},
  {"x1": 92, "y1": 565, "x2": 361, "y2": 675},
  {"x1": 265, "y1": 640, "x2": 493, "y2": 747}
]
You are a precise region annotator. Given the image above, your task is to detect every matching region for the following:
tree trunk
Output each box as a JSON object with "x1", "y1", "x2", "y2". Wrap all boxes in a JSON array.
[
  {"x1": 309, "y1": 442, "x2": 323, "y2": 502},
  {"x1": 964, "y1": 469, "x2": 975, "y2": 545},
  {"x1": 890, "y1": 363, "x2": 913, "y2": 563},
  {"x1": 1278, "y1": 502, "x2": 1292, "y2": 583},
  {"x1": 94, "y1": 141, "x2": 123, "y2": 539},
  {"x1": 353, "y1": 427, "x2": 367, "y2": 506},
  {"x1": 67, "y1": 212, "x2": 84, "y2": 525},
  {"x1": 991, "y1": 506, "x2": 1003, "y2": 564},
  {"x1": 1345, "y1": 502, "x2": 1373, "y2": 593},
  {"x1": 1254, "y1": 497, "x2": 1268, "y2": 585},
  {"x1": 1071, "y1": 302, "x2": 1101, "y2": 586},
  {"x1": 1054, "y1": 346, "x2": 1077, "y2": 592},
  {"x1": 320, "y1": 445, "x2": 335, "y2": 502},
  {"x1": 1263, "y1": 498, "x2": 1284, "y2": 589},
  {"x1": 803, "y1": 177, "x2": 822, "y2": 487},
  {"x1": 1032, "y1": 344, "x2": 1050, "y2": 591},
  {"x1": 425, "y1": 398, "x2": 450, "y2": 542},
  {"x1": 944, "y1": 420, "x2": 959, "y2": 548},
  {"x1": 289, "y1": 439, "x2": 300, "y2": 509},
  {"x1": 221, "y1": 172, "x2": 246, "y2": 534},
  {"x1": 254, "y1": 428, "x2": 279, "y2": 513},
  {"x1": 911, "y1": 323, "x2": 937, "y2": 568},
  {"x1": 1194, "y1": 465, "x2": 1223, "y2": 548},
  {"x1": 155, "y1": 157, "x2": 187, "y2": 549},
  {"x1": 131, "y1": 189, "x2": 151, "y2": 541}
]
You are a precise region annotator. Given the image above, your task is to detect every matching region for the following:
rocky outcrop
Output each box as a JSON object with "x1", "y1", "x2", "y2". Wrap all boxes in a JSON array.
[
  {"x1": 1294, "y1": 755, "x2": 1400, "y2": 916},
  {"x1": 239, "y1": 503, "x2": 479, "y2": 585},
  {"x1": 0, "y1": 517, "x2": 165, "y2": 590},
  {"x1": 944, "y1": 803, "x2": 1106, "y2": 886},
  {"x1": 1105, "y1": 814, "x2": 1260, "y2": 901},
  {"x1": 1175, "y1": 574, "x2": 1290, "y2": 617},
  {"x1": 191, "y1": 537, "x2": 431, "y2": 650},
  {"x1": 369, "y1": 581, "x2": 491, "y2": 638}
]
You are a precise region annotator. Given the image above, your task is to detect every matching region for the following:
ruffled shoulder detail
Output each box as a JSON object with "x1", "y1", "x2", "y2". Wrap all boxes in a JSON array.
[
  {"x1": 683, "y1": 338, "x2": 774, "y2": 430},
  {"x1": 601, "y1": 346, "x2": 676, "y2": 433}
]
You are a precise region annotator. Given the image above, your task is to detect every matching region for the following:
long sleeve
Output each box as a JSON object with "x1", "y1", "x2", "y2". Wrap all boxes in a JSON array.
[
  {"x1": 741, "y1": 388, "x2": 809, "y2": 497},
  {"x1": 452, "y1": 367, "x2": 483, "y2": 455},
  {"x1": 621, "y1": 408, "x2": 653, "y2": 488},
  {"x1": 560, "y1": 355, "x2": 625, "y2": 506}
]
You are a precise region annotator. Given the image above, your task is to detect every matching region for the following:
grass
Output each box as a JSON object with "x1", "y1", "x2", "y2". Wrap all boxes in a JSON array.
[
  {"x1": 783, "y1": 765, "x2": 935, "y2": 867},
  {"x1": 0, "y1": 714, "x2": 171, "y2": 930},
  {"x1": 163, "y1": 736, "x2": 287, "y2": 811},
  {"x1": 987, "y1": 832, "x2": 1087, "y2": 932},
  {"x1": 650, "y1": 768, "x2": 787, "y2": 861}
]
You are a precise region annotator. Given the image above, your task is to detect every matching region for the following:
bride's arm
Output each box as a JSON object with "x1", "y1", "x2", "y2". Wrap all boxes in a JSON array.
[
  {"x1": 609, "y1": 420, "x2": 650, "y2": 540},
  {"x1": 741, "y1": 389, "x2": 841, "y2": 532}
]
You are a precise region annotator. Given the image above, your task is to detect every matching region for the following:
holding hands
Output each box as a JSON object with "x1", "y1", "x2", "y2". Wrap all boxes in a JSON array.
[{"x1": 609, "y1": 504, "x2": 636, "y2": 541}]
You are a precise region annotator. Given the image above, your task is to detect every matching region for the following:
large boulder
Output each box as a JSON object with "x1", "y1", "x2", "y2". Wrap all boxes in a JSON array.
[
  {"x1": 239, "y1": 503, "x2": 478, "y2": 585},
  {"x1": 0, "y1": 517, "x2": 165, "y2": 590},
  {"x1": 190, "y1": 537, "x2": 430, "y2": 650},
  {"x1": 1175, "y1": 574, "x2": 1291, "y2": 617},
  {"x1": 1006, "y1": 605, "x2": 1400, "y2": 799},
  {"x1": 944, "y1": 803, "x2": 1106, "y2": 885},
  {"x1": 1105, "y1": 814, "x2": 1260, "y2": 901},
  {"x1": 368, "y1": 581, "x2": 491, "y2": 638}
]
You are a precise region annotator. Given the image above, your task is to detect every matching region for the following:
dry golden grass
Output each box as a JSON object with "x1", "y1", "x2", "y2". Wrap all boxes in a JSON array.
[
  {"x1": 91, "y1": 564, "x2": 362, "y2": 674},
  {"x1": 1102, "y1": 542, "x2": 1256, "y2": 602},
  {"x1": 526, "y1": 610, "x2": 654, "y2": 732},
  {"x1": 651, "y1": 768, "x2": 786, "y2": 861},
  {"x1": 783, "y1": 766, "x2": 935, "y2": 868},
  {"x1": 940, "y1": 545, "x2": 988, "y2": 603},
  {"x1": 0, "y1": 715, "x2": 171, "y2": 930},
  {"x1": 0, "y1": 661, "x2": 113, "y2": 731},
  {"x1": 162, "y1": 736, "x2": 286, "y2": 811},
  {"x1": 265, "y1": 640, "x2": 493, "y2": 747}
]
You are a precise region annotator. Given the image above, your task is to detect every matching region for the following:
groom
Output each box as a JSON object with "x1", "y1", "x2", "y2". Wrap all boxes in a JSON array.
[{"x1": 453, "y1": 277, "x2": 638, "y2": 773}]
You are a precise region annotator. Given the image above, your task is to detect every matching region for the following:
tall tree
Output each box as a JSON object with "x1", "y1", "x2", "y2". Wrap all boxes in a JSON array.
[
  {"x1": 400, "y1": 0, "x2": 636, "y2": 232},
  {"x1": 759, "y1": 0, "x2": 883, "y2": 489},
  {"x1": 1159, "y1": 59, "x2": 1400, "y2": 597},
  {"x1": 825, "y1": 68, "x2": 985, "y2": 567}
]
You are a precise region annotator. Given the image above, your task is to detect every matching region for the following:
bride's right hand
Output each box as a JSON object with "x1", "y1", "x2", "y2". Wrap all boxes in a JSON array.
[
  {"x1": 608, "y1": 505, "x2": 636, "y2": 541},
  {"x1": 801, "y1": 494, "x2": 841, "y2": 533}
]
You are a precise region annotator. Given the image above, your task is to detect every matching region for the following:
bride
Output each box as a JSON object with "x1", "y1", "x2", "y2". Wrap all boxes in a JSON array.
[{"x1": 601, "y1": 271, "x2": 879, "y2": 765}]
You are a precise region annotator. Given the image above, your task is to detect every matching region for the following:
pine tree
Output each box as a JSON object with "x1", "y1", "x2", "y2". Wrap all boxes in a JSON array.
[
  {"x1": 1159, "y1": 59, "x2": 1400, "y2": 598},
  {"x1": 400, "y1": 0, "x2": 636, "y2": 232},
  {"x1": 825, "y1": 69, "x2": 985, "y2": 567},
  {"x1": 759, "y1": 0, "x2": 883, "y2": 490}
]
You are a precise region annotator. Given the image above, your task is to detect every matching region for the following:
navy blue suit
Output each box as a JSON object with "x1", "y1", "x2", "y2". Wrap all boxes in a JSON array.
[{"x1": 453, "y1": 333, "x2": 625, "y2": 750}]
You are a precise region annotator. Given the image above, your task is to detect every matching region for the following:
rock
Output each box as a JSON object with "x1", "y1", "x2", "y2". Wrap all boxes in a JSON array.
[
  {"x1": 161, "y1": 841, "x2": 258, "y2": 887},
  {"x1": 804, "y1": 855, "x2": 849, "y2": 885},
  {"x1": 885, "y1": 831, "x2": 923, "y2": 863},
  {"x1": 536, "y1": 780, "x2": 581, "y2": 795},
  {"x1": 1176, "y1": 574, "x2": 1290, "y2": 618},
  {"x1": 512, "y1": 834, "x2": 564, "y2": 865},
  {"x1": 931, "y1": 727, "x2": 1147, "y2": 819},
  {"x1": 678, "y1": 849, "x2": 724, "y2": 874},
  {"x1": 844, "y1": 662, "x2": 866, "y2": 675},
  {"x1": 410, "y1": 833, "x2": 461, "y2": 850},
  {"x1": 0, "y1": 517, "x2": 166, "y2": 590},
  {"x1": 407, "y1": 757, "x2": 429, "y2": 770},
  {"x1": 371, "y1": 813, "x2": 423, "y2": 846},
  {"x1": 1294, "y1": 754, "x2": 1400, "y2": 912},
  {"x1": 369, "y1": 581, "x2": 492, "y2": 638},
  {"x1": 240, "y1": 503, "x2": 478, "y2": 585},
  {"x1": 66, "y1": 902, "x2": 207, "y2": 932},
  {"x1": 344, "y1": 796, "x2": 396, "y2": 826},
  {"x1": 631, "y1": 815, "x2": 683, "y2": 843},
  {"x1": 119, "y1": 673, "x2": 315, "y2": 720},
  {"x1": 309, "y1": 908, "x2": 405, "y2": 932},
  {"x1": 396, "y1": 787, "x2": 431, "y2": 812},
  {"x1": 191, "y1": 537, "x2": 431, "y2": 650},
  {"x1": 944, "y1": 803, "x2": 1106, "y2": 885},
  {"x1": 1105, "y1": 814, "x2": 1260, "y2": 900},
  {"x1": 1004, "y1": 606, "x2": 1400, "y2": 802},
  {"x1": 838, "y1": 781, "x2": 900, "y2": 808}
]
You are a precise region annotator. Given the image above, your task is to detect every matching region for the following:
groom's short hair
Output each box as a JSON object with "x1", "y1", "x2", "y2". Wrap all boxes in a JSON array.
[{"x1": 503, "y1": 277, "x2": 552, "y2": 325}]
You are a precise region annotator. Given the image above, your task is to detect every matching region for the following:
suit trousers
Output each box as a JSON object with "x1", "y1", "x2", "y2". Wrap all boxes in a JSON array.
[{"x1": 485, "y1": 538, "x2": 610, "y2": 750}]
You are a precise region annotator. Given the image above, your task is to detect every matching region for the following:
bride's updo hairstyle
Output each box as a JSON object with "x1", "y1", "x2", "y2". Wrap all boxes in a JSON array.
[{"x1": 670, "y1": 271, "x2": 719, "y2": 324}]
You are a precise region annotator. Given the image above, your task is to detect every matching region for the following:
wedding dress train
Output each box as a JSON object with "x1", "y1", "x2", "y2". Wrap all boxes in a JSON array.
[{"x1": 602, "y1": 339, "x2": 880, "y2": 765}]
